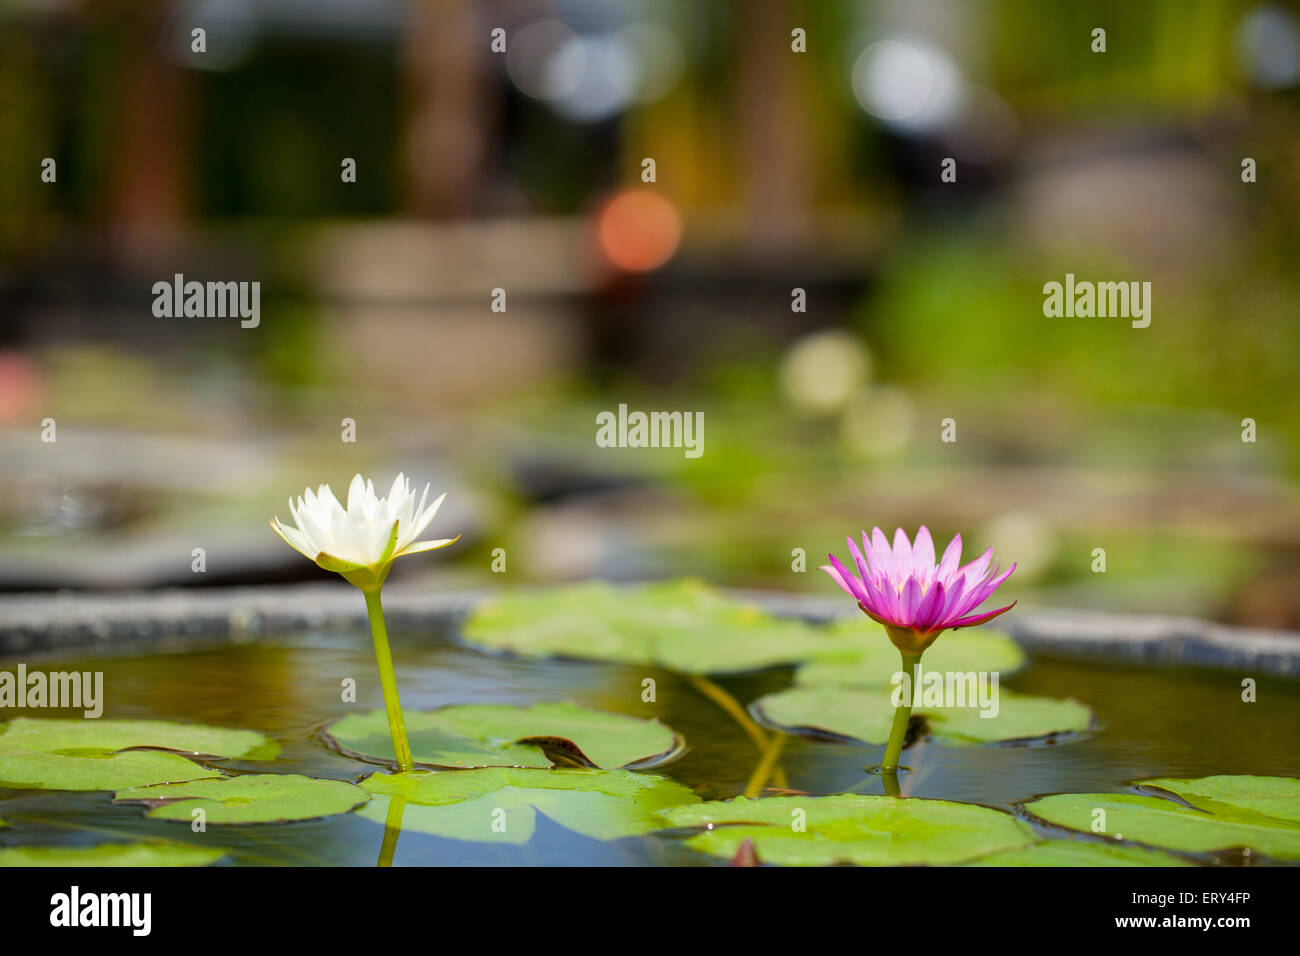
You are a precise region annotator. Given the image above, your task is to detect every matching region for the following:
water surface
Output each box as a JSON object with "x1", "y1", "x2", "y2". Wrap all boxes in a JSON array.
[{"x1": 2, "y1": 625, "x2": 1297, "y2": 865}]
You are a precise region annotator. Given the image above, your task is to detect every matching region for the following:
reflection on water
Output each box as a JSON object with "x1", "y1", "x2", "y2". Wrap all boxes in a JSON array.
[{"x1": 2, "y1": 623, "x2": 1297, "y2": 866}]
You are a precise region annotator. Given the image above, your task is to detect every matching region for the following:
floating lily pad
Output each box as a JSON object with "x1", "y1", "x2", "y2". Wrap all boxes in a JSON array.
[
  {"x1": 1143, "y1": 775, "x2": 1300, "y2": 825},
  {"x1": 0, "y1": 842, "x2": 225, "y2": 867},
  {"x1": 968, "y1": 839, "x2": 1194, "y2": 867},
  {"x1": 462, "y1": 580, "x2": 863, "y2": 675},
  {"x1": 115, "y1": 774, "x2": 369, "y2": 824},
  {"x1": 360, "y1": 768, "x2": 700, "y2": 845},
  {"x1": 0, "y1": 718, "x2": 279, "y2": 760},
  {"x1": 0, "y1": 750, "x2": 217, "y2": 791},
  {"x1": 0, "y1": 717, "x2": 277, "y2": 792},
  {"x1": 326, "y1": 702, "x2": 682, "y2": 770},
  {"x1": 794, "y1": 623, "x2": 1025, "y2": 686},
  {"x1": 659, "y1": 794, "x2": 1034, "y2": 866},
  {"x1": 753, "y1": 685, "x2": 1092, "y2": 746},
  {"x1": 1024, "y1": 775, "x2": 1300, "y2": 860}
]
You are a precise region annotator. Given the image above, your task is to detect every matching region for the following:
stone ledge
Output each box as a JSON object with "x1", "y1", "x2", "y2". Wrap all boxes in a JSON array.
[{"x1": 1, "y1": 583, "x2": 1298, "y2": 675}]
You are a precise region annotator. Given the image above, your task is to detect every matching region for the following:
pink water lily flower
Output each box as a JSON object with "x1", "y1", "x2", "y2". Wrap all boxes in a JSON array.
[{"x1": 822, "y1": 526, "x2": 1016, "y2": 655}]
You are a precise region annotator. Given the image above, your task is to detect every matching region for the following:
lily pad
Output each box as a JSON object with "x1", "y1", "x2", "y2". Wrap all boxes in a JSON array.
[
  {"x1": 659, "y1": 794, "x2": 1034, "y2": 866},
  {"x1": 753, "y1": 685, "x2": 1092, "y2": 746},
  {"x1": 0, "y1": 718, "x2": 279, "y2": 760},
  {"x1": 968, "y1": 839, "x2": 1194, "y2": 867},
  {"x1": 1024, "y1": 775, "x2": 1300, "y2": 860},
  {"x1": 794, "y1": 623, "x2": 1025, "y2": 686},
  {"x1": 0, "y1": 750, "x2": 217, "y2": 791},
  {"x1": 360, "y1": 767, "x2": 700, "y2": 845},
  {"x1": 326, "y1": 702, "x2": 682, "y2": 770},
  {"x1": 0, "y1": 842, "x2": 225, "y2": 867},
  {"x1": 1143, "y1": 775, "x2": 1300, "y2": 824},
  {"x1": 115, "y1": 774, "x2": 369, "y2": 824},
  {"x1": 462, "y1": 580, "x2": 863, "y2": 675}
]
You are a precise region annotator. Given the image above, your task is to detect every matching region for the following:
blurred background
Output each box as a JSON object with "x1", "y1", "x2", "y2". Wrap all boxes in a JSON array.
[{"x1": 1, "y1": 0, "x2": 1299, "y2": 627}]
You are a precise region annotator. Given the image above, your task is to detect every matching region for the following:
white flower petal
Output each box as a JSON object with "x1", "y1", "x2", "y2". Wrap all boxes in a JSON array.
[
  {"x1": 270, "y1": 518, "x2": 316, "y2": 559},
  {"x1": 395, "y1": 536, "x2": 460, "y2": 557},
  {"x1": 271, "y1": 475, "x2": 455, "y2": 569},
  {"x1": 407, "y1": 491, "x2": 446, "y2": 543}
]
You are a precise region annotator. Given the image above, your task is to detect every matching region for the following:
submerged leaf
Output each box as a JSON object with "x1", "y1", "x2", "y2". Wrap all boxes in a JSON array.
[
  {"x1": 115, "y1": 774, "x2": 369, "y2": 824},
  {"x1": 0, "y1": 842, "x2": 225, "y2": 867},
  {"x1": 753, "y1": 685, "x2": 1092, "y2": 746},
  {"x1": 660, "y1": 794, "x2": 1034, "y2": 866},
  {"x1": 360, "y1": 767, "x2": 701, "y2": 845},
  {"x1": 461, "y1": 580, "x2": 864, "y2": 675},
  {"x1": 325, "y1": 702, "x2": 682, "y2": 770},
  {"x1": 0, "y1": 717, "x2": 279, "y2": 760},
  {"x1": 1024, "y1": 775, "x2": 1300, "y2": 860},
  {"x1": 967, "y1": 839, "x2": 1194, "y2": 867},
  {"x1": 0, "y1": 750, "x2": 217, "y2": 791}
]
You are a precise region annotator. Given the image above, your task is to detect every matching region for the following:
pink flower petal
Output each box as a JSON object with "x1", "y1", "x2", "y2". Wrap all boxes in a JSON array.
[
  {"x1": 900, "y1": 576, "x2": 923, "y2": 620},
  {"x1": 956, "y1": 546, "x2": 994, "y2": 584},
  {"x1": 913, "y1": 580, "x2": 945, "y2": 631},
  {"x1": 936, "y1": 533, "x2": 963, "y2": 584},
  {"x1": 912, "y1": 526, "x2": 936, "y2": 580},
  {"x1": 824, "y1": 527, "x2": 1015, "y2": 636},
  {"x1": 869, "y1": 528, "x2": 893, "y2": 579},
  {"x1": 823, "y1": 555, "x2": 867, "y2": 602},
  {"x1": 846, "y1": 535, "x2": 871, "y2": 583},
  {"x1": 892, "y1": 527, "x2": 913, "y2": 569},
  {"x1": 949, "y1": 601, "x2": 1017, "y2": 629}
]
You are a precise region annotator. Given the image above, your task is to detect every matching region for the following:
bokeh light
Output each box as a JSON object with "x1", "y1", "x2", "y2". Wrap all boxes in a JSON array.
[
  {"x1": 596, "y1": 189, "x2": 682, "y2": 273},
  {"x1": 851, "y1": 38, "x2": 963, "y2": 132},
  {"x1": 1235, "y1": 3, "x2": 1300, "y2": 89},
  {"x1": 780, "y1": 331, "x2": 872, "y2": 414}
]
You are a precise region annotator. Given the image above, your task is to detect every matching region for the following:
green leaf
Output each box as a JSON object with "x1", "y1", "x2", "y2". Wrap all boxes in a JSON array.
[
  {"x1": 0, "y1": 718, "x2": 279, "y2": 760},
  {"x1": 0, "y1": 750, "x2": 217, "y2": 791},
  {"x1": 967, "y1": 839, "x2": 1194, "y2": 867},
  {"x1": 659, "y1": 794, "x2": 1034, "y2": 866},
  {"x1": 1024, "y1": 775, "x2": 1300, "y2": 860},
  {"x1": 326, "y1": 702, "x2": 682, "y2": 770},
  {"x1": 1142, "y1": 775, "x2": 1300, "y2": 825},
  {"x1": 115, "y1": 774, "x2": 369, "y2": 825},
  {"x1": 462, "y1": 580, "x2": 863, "y2": 674},
  {"x1": 794, "y1": 623, "x2": 1025, "y2": 686},
  {"x1": 360, "y1": 768, "x2": 701, "y2": 845},
  {"x1": 0, "y1": 842, "x2": 225, "y2": 867},
  {"x1": 753, "y1": 685, "x2": 1093, "y2": 746}
]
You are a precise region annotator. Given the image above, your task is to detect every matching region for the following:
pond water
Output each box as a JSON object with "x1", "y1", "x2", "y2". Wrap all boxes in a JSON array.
[{"x1": 2, "y1": 623, "x2": 1297, "y2": 865}]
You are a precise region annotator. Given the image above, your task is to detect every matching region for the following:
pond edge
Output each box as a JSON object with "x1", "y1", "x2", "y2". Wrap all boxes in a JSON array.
[{"x1": 1, "y1": 583, "x2": 1298, "y2": 675}]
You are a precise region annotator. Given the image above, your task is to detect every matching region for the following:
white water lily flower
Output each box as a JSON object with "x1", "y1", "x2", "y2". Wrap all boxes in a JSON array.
[{"x1": 271, "y1": 474, "x2": 458, "y2": 589}]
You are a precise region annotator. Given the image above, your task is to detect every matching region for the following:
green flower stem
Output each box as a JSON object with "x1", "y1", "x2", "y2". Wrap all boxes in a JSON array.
[
  {"x1": 881, "y1": 770, "x2": 902, "y2": 798},
  {"x1": 362, "y1": 587, "x2": 414, "y2": 773},
  {"x1": 377, "y1": 796, "x2": 406, "y2": 868},
  {"x1": 881, "y1": 651, "x2": 921, "y2": 774}
]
